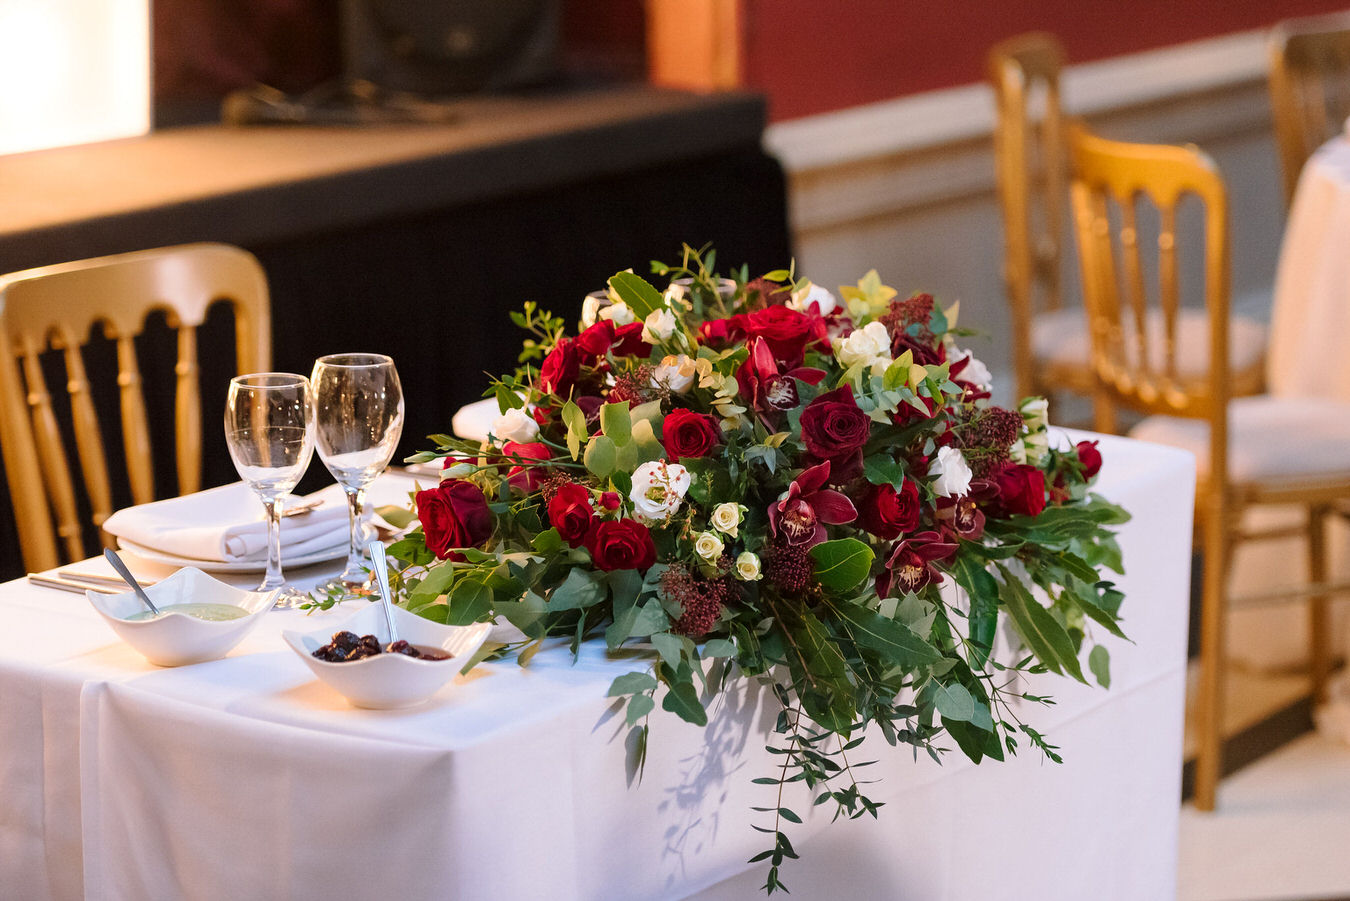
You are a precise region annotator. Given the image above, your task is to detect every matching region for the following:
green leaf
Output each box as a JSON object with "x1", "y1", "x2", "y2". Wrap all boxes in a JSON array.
[
  {"x1": 548, "y1": 568, "x2": 606, "y2": 611},
  {"x1": 495, "y1": 590, "x2": 547, "y2": 637},
  {"x1": 561, "y1": 400, "x2": 586, "y2": 459},
  {"x1": 629, "y1": 598, "x2": 670, "y2": 638},
  {"x1": 608, "y1": 271, "x2": 666, "y2": 321},
  {"x1": 531, "y1": 527, "x2": 563, "y2": 555},
  {"x1": 932, "y1": 681, "x2": 975, "y2": 722},
  {"x1": 997, "y1": 565, "x2": 1086, "y2": 683},
  {"x1": 950, "y1": 552, "x2": 999, "y2": 668},
  {"x1": 445, "y1": 579, "x2": 492, "y2": 624},
  {"x1": 584, "y1": 436, "x2": 618, "y2": 478},
  {"x1": 608, "y1": 671, "x2": 658, "y2": 697},
  {"x1": 944, "y1": 716, "x2": 1003, "y2": 763},
  {"x1": 661, "y1": 680, "x2": 708, "y2": 726},
  {"x1": 809, "y1": 538, "x2": 875, "y2": 594},
  {"x1": 374, "y1": 505, "x2": 416, "y2": 529},
  {"x1": 788, "y1": 611, "x2": 855, "y2": 733},
  {"x1": 702, "y1": 638, "x2": 736, "y2": 658},
  {"x1": 829, "y1": 600, "x2": 943, "y2": 669},
  {"x1": 862, "y1": 454, "x2": 905, "y2": 487},
  {"x1": 1089, "y1": 644, "x2": 1111, "y2": 688},
  {"x1": 625, "y1": 693, "x2": 655, "y2": 726},
  {"x1": 600, "y1": 402, "x2": 632, "y2": 445},
  {"x1": 651, "y1": 632, "x2": 685, "y2": 669}
]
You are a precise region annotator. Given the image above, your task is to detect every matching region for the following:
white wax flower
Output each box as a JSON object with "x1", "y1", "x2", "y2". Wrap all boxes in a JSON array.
[
  {"x1": 710, "y1": 502, "x2": 746, "y2": 537},
  {"x1": 599, "y1": 301, "x2": 636, "y2": 326},
  {"x1": 1023, "y1": 430, "x2": 1051, "y2": 465},
  {"x1": 629, "y1": 461, "x2": 691, "y2": 522},
  {"x1": 789, "y1": 281, "x2": 839, "y2": 316},
  {"x1": 1019, "y1": 397, "x2": 1049, "y2": 432},
  {"x1": 491, "y1": 407, "x2": 539, "y2": 444},
  {"x1": 734, "y1": 551, "x2": 762, "y2": 581},
  {"x1": 930, "y1": 446, "x2": 973, "y2": 497},
  {"x1": 694, "y1": 531, "x2": 725, "y2": 563},
  {"x1": 580, "y1": 293, "x2": 602, "y2": 329},
  {"x1": 836, "y1": 321, "x2": 892, "y2": 369},
  {"x1": 642, "y1": 308, "x2": 677, "y2": 344},
  {"x1": 652, "y1": 354, "x2": 697, "y2": 394}
]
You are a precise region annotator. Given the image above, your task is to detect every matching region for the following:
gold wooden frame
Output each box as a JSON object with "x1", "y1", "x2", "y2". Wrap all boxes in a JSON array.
[
  {"x1": 1269, "y1": 13, "x2": 1350, "y2": 206},
  {"x1": 1069, "y1": 127, "x2": 1350, "y2": 811},
  {"x1": 0, "y1": 243, "x2": 271, "y2": 572}
]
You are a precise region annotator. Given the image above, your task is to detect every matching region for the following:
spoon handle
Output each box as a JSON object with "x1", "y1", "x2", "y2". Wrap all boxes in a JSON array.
[
  {"x1": 367, "y1": 541, "x2": 399, "y2": 645},
  {"x1": 103, "y1": 548, "x2": 161, "y2": 616}
]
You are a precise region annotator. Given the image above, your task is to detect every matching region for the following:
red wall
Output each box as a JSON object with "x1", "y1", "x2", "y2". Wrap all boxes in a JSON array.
[{"x1": 741, "y1": 1, "x2": 1350, "y2": 121}]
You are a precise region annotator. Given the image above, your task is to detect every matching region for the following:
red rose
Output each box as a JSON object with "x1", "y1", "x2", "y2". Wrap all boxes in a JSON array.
[
  {"x1": 611, "y1": 322, "x2": 650, "y2": 357},
  {"x1": 539, "y1": 339, "x2": 580, "y2": 397},
  {"x1": 742, "y1": 304, "x2": 816, "y2": 366},
  {"x1": 586, "y1": 518, "x2": 657, "y2": 572},
  {"x1": 992, "y1": 464, "x2": 1047, "y2": 517},
  {"x1": 662, "y1": 408, "x2": 722, "y2": 460},
  {"x1": 502, "y1": 441, "x2": 551, "y2": 493},
  {"x1": 548, "y1": 482, "x2": 594, "y2": 547},
  {"x1": 698, "y1": 316, "x2": 745, "y2": 348},
  {"x1": 1076, "y1": 440, "x2": 1103, "y2": 480},
  {"x1": 417, "y1": 480, "x2": 493, "y2": 560},
  {"x1": 599, "y1": 491, "x2": 621, "y2": 510},
  {"x1": 800, "y1": 386, "x2": 870, "y2": 463},
  {"x1": 575, "y1": 321, "x2": 616, "y2": 360},
  {"x1": 858, "y1": 480, "x2": 921, "y2": 540}
]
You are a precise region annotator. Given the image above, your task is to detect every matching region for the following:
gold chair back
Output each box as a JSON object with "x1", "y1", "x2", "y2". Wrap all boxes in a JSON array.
[
  {"x1": 0, "y1": 243, "x2": 271, "y2": 571},
  {"x1": 1269, "y1": 14, "x2": 1350, "y2": 205},
  {"x1": 988, "y1": 32, "x2": 1069, "y2": 402}
]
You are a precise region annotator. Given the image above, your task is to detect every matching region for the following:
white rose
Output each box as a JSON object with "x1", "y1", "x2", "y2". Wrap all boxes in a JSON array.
[
  {"x1": 652, "y1": 354, "x2": 697, "y2": 394},
  {"x1": 580, "y1": 292, "x2": 603, "y2": 329},
  {"x1": 694, "y1": 531, "x2": 725, "y2": 563},
  {"x1": 663, "y1": 283, "x2": 688, "y2": 305},
  {"x1": 930, "y1": 446, "x2": 973, "y2": 498},
  {"x1": 789, "y1": 281, "x2": 839, "y2": 316},
  {"x1": 734, "y1": 551, "x2": 762, "y2": 581},
  {"x1": 710, "y1": 502, "x2": 746, "y2": 537},
  {"x1": 642, "y1": 308, "x2": 677, "y2": 344},
  {"x1": 836, "y1": 321, "x2": 891, "y2": 369},
  {"x1": 599, "y1": 301, "x2": 635, "y2": 326},
  {"x1": 1008, "y1": 437, "x2": 1027, "y2": 465},
  {"x1": 1019, "y1": 397, "x2": 1049, "y2": 432},
  {"x1": 491, "y1": 406, "x2": 539, "y2": 444},
  {"x1": 628, "y1": 461, "x2": 691, "y2": 522},
  {"x1": 951, "y1": 347, "x2": 992, "y2": 388},
  {"x1": 1023, "y1": 430, "x2": 1051, "y2": 465}
]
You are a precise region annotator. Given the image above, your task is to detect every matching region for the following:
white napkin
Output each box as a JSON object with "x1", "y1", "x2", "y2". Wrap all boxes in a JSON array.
[{"x1": 102, "y1": 483, "x2": 349, "y2": 563}]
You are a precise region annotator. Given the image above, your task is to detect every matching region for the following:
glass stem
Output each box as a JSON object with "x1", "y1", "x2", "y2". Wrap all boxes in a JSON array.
[
  {"x1": 260, "y1": 496, "x2": 284, "y2": 591},
  {"x1": 340, "y1": 485, "x2": 369, "y2": 585}
]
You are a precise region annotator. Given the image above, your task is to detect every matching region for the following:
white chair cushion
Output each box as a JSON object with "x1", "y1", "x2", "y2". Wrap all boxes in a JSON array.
[
  {"x1": 1130, "y1": 394, "x2": 1350, "y2": 482},
  {"x1": 1032, "y1": 308, "x2": 1267, "y2": 376}
]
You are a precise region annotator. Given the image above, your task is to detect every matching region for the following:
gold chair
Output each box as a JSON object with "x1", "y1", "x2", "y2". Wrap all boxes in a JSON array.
[
  {"x1": 1069, "y1": 128, "x2": 1350, "y2": 811},
  {"x1": 1269, "y1": 13, "x2": 1350, "y2": 206},
  {"x1": 0, "y1": 243, "x2": 271, "y2": 572}
]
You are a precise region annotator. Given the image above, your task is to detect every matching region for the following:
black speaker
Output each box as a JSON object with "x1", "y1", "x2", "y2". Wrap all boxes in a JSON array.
[{"x1": 340, "y1": 0, "x2": 559, "y2": 96}]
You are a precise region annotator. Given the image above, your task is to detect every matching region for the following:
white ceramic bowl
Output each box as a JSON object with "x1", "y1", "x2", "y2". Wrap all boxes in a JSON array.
[
  {"x1": 282, "y1": 604, "x2": 492, "y2": 709},
  {"x1": 86, "y1": 567, "x2": 279, "y2": 667}
]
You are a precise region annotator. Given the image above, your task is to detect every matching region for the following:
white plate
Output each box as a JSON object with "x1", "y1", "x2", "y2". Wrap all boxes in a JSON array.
[{"x1": 117, "y1": 538, "x2": 348, "y2": 573}]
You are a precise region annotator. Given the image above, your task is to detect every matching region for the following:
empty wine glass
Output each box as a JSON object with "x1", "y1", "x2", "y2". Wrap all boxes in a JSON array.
[
  {"x1": 224, "y1": 373, "x2": 315, "y2": 607},
  {"x1": 311, "y1": 353, "x2": 404, "y2": 588}
]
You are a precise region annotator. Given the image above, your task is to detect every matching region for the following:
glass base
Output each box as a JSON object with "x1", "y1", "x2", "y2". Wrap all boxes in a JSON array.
[{"x1": 269, "y1": 586, "x2": 313, "y2": 610}]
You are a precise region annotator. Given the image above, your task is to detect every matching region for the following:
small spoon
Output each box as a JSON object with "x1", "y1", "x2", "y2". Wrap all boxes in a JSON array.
[
  {"x1": 367, "y1": 540, "x2": 398, "y2": 645},
  {"x1": 103, "y1": 547, "x2": 161, "y2": 617}
]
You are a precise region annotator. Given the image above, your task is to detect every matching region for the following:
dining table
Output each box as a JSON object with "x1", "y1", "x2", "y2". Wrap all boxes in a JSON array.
[{"x1": 0, "y1": 432, "x2": 1193, "y2": 901}]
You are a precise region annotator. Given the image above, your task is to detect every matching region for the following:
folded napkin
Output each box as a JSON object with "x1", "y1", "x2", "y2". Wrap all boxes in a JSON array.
[{"x1": 102, "y1": 483, "x2": 350, "y2": 563}]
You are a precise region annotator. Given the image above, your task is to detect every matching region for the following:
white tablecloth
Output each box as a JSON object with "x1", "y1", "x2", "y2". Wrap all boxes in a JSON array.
[{"x1": 0, "y1": 436, "x2": 1193, "y2": 901}]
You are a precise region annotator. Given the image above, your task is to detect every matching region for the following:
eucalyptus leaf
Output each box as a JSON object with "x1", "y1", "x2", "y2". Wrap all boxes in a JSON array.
[
  {"x1": 600, "y1": 402, "x2": 632, "y2": 445},
  {"x1": 1088, "y1": 644, "x2": 1111, "y2": 689},
  {"x1": 661, "y1": 680, "x2": 708, "y2": 726},
  {"x1": 932, "y1": 681, "x2": 975, "y2": 722},
  {"x1": 997, "y1": 565, "x2": 1086, "y2": 683},
  {"x1": 548, "y1": 568, "x2": 606, "y2": 612},
  {"x1": 651, "y1": 632, "x2": 685, "y2": 669},
  {"x1": 829, "y1": 600, "x2": 943, "y2": 669},
  {"x1": 625, "y1": 693, "x2": 656, "y2": 726},
  {"x1": 608, "y1": 671, "x2": 659, "y2": 697},
  {"x1": 585, "y1": 436, "x2": 618, "y2": 478}
]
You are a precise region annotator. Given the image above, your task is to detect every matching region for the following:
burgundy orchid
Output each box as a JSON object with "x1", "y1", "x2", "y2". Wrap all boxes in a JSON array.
[
  {"x1": 736, "y1": 336, "x2": 825, "y2": 414},
  {"x1": 768, "y1": 461, "x2": 857, "y2": 547},
  {"x1": 877, "y1": 530, "x2": 958, "y2": 597}
]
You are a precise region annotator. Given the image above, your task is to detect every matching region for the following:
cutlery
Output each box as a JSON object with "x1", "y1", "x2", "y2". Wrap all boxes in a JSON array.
[
  {"x1": 367, "y1": 540, "x2": 399, "y2": 645},
  {"x1": 104, "y1": 548, "x2": 161, "y2": 616},
  {"x1": 282, "y1": 496, "x2": 325, "y2": 518},
  {"x1": 57, "y1": 569, "x2": 158, "y2": 590},
  {"x1": 27, "y1": 574, "x2": 120, "y2": 595}
]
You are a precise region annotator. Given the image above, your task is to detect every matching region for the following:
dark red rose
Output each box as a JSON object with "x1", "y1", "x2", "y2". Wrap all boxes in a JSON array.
[
  {"x1": 599, "y1": 491, "x2": 621, "y2": 511},
  {"x1": 662, "y1": 408, "x2": 721, "y2": 460},
  {"x1": 891, "y1": 331, "x2": 946, "y2": 367},
  {"x1": 698, "y1": 316, "x2": 745, "y2": 348},
  {"x1": 1076, "y1": 440, "x2": 1103, "y2": 480},
  {"x1": 417, "y1": 480, "x2": 493, "y2": 560},
  {"x1": 575, "y1": 321, "x2": 616, "y2": 360},
  {"x1": 992, "y1": 464, "x2": 1047, "y2": 517},
  {"x1": 742, "y1": 304, "x2": 816, "y2": 366},
  {"x1": 800, "y1": 386, "x2": 870, "y2": 463},
  {"x1": 548, "y1": 482, "x2": 594, "y2": 547},
  {"x1": 611, "y1": 322, "x2": 650, "y2": 357},
  {"x1": 539, "y1": 339, "x2": 580, "y2": 397},
  {"x1": 586, "y1": 518, "x2": 657, "y2": 572},
  {"x1": 858, "y1": 480, "x2": 921, "y2": 540},
  {"x1": 502, "y1": 441, "x2": 551, "y2": 493}
]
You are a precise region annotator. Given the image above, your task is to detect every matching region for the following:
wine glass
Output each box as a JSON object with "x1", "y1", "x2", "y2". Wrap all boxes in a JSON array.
[
  {"x1": 224, "y1": 373, "x2": 316, "y2": 607},
  {"x1": 310, "y1": 353, "x2": 405, "y2": 588}
]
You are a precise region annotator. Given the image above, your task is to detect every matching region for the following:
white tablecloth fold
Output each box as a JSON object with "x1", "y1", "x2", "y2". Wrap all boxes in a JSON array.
[{"x1": 102, "y1": 483, "x2": 348, "y2": 562}]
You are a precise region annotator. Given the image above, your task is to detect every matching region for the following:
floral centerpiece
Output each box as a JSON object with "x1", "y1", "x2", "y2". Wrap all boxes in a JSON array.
[{"x1": 388, "y1": 246, "x2": 1128, "y2": 893}]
